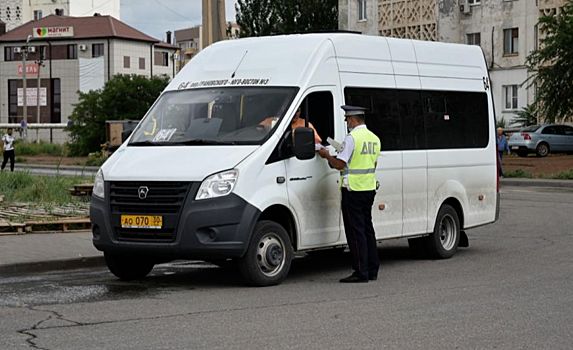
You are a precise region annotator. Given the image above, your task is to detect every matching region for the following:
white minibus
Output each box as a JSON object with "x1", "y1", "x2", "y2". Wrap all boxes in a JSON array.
[{"x1": 90, "y1": 33, "x2": 499, "y2": 286}]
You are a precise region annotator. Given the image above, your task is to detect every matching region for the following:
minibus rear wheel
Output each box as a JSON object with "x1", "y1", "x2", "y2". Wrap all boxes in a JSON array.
[
  {"x1": 104, "y1": 252, "x2": 155, "y2": 281},
  {"x1": 238, "y1": 220, "x2": 293, "y2": 287},
  {"x1": 425, "y1": 204, "x2": 461, "y2": 259}
]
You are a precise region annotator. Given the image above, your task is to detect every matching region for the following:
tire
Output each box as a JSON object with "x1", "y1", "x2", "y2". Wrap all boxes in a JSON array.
[
  {"x1": 425, "y1": 204, "x2": 461, "y2": 259},
  {"x1": 104, "y1": 252, "x2": 155, "y2": 281},
  {"x1": 517, "y1": 150, "x2": 529, "y2": 157},
  {"x1": 238, "y1": 220, "x2": 293, "y2": 287},
  {"x1": 536, "y1": 142, "x2": 549, "y2": 157}
]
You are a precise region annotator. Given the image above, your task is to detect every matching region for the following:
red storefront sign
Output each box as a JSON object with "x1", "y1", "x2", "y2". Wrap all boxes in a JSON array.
[{"x1": 17, "y1": 64, "x2": 39, "y2": 76}]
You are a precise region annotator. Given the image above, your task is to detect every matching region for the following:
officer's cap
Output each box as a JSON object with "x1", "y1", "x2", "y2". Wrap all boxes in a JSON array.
[{"x1": 341, "y1": 105, "x2": 367, "y2": 117}]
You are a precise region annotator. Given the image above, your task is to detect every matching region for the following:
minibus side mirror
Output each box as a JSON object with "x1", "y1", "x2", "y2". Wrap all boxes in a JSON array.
[
  {"x1": 121, "y1": 129, "x2": 134, "y2": 143},
  {"x1": 293, "y1": 127, "x2": 315, "y2": 160}
]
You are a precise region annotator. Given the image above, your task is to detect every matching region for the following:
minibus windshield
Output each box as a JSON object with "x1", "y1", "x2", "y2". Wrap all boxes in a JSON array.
[{"x1": 129, "y1": 87, "x2": 298, "y2": 146}]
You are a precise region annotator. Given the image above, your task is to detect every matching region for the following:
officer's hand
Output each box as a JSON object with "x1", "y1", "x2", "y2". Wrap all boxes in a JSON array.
[{"x1": 318, "y1": 148, "x2": 329, "y2": 159}]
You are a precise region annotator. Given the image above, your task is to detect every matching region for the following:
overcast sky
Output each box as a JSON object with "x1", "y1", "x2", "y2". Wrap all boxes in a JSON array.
[{"x1": 121, "y1": 0, "x2": 238, "y2": 42}]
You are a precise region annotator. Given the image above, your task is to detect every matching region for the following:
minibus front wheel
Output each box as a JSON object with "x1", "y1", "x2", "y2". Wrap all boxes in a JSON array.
[{"x1": 238, "y1": 220, "x2": 293, "y2": 287}]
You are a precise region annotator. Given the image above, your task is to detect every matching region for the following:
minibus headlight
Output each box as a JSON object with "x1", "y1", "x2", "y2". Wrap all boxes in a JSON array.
[
  {"x1": 196, "y1": 170, "x2": 238, "y2": 200},
  {"x1": 93, "y1": 169, "x2": 105, "y2": 199}
]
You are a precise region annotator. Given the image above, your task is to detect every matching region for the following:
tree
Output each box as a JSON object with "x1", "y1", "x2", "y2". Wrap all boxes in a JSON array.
[
  {"x1": 235, "y1": 0, "x2": 338, "y2": 38},
  {"x1": 527, "y1": 1, "x2": 573, "y2": 123},
  {"x1": 67, "y1": 74, "x2": 170, "y2": 156},
  {"x1": 513, "y1": 104, "x2": 538, "y2": 128}
]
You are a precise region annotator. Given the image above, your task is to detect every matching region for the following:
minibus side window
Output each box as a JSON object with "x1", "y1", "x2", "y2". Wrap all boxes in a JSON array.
[
  {"x1": 345, "y1": 88, "x2": 401, "y2": 151},
  {"x1": 398, "y1": 90, "x2": 426, "y2": 150},
  {"x1": 424, "y1": 91, "x2": 489, "y2": 149}
]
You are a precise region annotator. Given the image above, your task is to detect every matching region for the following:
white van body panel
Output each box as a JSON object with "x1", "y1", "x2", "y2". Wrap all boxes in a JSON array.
[{"x1": 102, "y1": 146, "x2": 257, "y2": 182}]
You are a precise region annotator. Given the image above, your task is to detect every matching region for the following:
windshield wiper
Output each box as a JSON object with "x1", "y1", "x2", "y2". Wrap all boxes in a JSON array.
[{"x1": 176, "y1": 139, "x2": 237, "y2": 145}]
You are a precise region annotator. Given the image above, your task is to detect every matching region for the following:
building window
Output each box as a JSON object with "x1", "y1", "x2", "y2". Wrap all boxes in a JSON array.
[
  {"x1": 52, "y1": 79, "x2": 61, "y2": 123},
  {"x1": 503, "y1": 85, "x2": 518, "y2": 110},
  {"x1": 358, "y1": 0, "x2": 367, "y2": 21},
  {"x1": 4, "y1": 47, "x2": 13, "y2": 61},
  {"x1": 162, "y1": 52, "x2": 169, "y2": 66},
  {"x1": 34, "y1": 10, "x2": 42, "y2": 20},
  {"x1": 466, "y1": 33, "x2": 481, "y2": 46},
  {"x1": 67, "y1": 44, "x2": 77, "y2": 59},
  {"x1": 468, "y1": 0, "x2": 481, "y2": 4},
  {"x1": 139, "y1": 57, "x2": 145, "y2": 70},
  {"x1": 92, "y1": 43, "x2": 104, "y2": 57},
  {"x1": 124, "y1": 56, "x2": 130, "y2": 68},
  {"x1": 40, "y1": 46, "x2": 47, "y2": 59},
  {"x1": 8, "y1": 80, "x2": 18, "y2": 122},
  {"x1": 504, "y1": 28, "x2": 519, "y2": 55}
]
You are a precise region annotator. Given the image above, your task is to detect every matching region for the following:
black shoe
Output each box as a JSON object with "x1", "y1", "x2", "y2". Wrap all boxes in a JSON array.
[
  {"x1": 368, "y1": 274, "x2": 378, "y2": 281},
  {"x1": 339, "y1": 275, "x2": 368, "y2": 283}
]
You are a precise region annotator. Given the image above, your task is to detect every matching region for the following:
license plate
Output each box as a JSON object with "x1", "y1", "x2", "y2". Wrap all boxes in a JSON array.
[
  {"x1": 512, "y1": 146, "x2": 519, "y2": 150},
  {"x1": 121, "y1": 215, "x2": 163, "y2": 229}
]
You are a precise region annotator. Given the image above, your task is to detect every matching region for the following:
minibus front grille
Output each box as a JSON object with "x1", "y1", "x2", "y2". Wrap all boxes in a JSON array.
[{"x1": 109, "y1": 181, "x2": 191, "y2": 242}]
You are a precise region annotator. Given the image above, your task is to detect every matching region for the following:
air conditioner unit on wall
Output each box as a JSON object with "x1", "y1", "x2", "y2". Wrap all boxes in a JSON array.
[
  {"x1": 79, "y1": 45, "x2": 87, "y2": 51},
  {"x1": 28, "y1": 46, "x2": 36, "y2": 53},
  {"x1": 13, "y1": 47, "x2": 22, "y2": 54},
  {"x1": 460, "y1": 0, "x2": 471, "y2": 14}
]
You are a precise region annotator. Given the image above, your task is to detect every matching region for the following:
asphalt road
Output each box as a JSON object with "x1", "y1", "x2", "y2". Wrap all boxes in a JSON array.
[{"x1": 1, "y1": 186, "x2": 573, "y2": 350}]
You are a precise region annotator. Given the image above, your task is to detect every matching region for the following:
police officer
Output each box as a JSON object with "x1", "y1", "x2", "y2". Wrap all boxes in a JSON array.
[{"x1": 319, "y1": 106, "x2": 381, "y2": 283}]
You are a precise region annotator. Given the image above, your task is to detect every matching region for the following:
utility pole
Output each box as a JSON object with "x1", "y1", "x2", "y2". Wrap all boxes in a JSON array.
[
  {"x1": 21, "y1": 35, "x2": 32, "y2": 139},
  {"x1": 35, "y1": 54, "x2": 45, "y2": 143}
]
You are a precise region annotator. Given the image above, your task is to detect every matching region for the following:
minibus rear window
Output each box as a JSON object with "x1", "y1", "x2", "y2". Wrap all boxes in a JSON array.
[{"x1": 129, "y1": 87, "x2": 298, "y2": 146}]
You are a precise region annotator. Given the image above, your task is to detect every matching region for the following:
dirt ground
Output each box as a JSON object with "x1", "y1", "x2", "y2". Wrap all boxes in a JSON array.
[
  {"x1": 503, "y1": 153, "x2": 573, "y2": 177},
  {"x1": 19, "y1": 155, "x2": 89, "y2": 166}
]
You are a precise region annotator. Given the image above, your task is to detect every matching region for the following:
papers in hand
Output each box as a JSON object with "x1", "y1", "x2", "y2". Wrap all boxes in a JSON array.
[
  {"x1": 327, "y1": 137, "x2": 342, "y2": 153},
  {"x1": 315, "y1": 144, "x2": 325, "y2": 151}
]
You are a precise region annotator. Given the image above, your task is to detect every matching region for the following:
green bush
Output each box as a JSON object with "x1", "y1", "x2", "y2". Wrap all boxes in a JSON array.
[
  {"x1": 549, "y1": 170, "x2": 573, "y2": 180},
  {"x1": 14, "y1": 140, "x2": 65, "y2": 156},
  {"x1": 505, "y1": 169, "x2": 534, "y2": 178},
  {"x1": 0, "y1": 171, "x2": 92, "y2": 204}
]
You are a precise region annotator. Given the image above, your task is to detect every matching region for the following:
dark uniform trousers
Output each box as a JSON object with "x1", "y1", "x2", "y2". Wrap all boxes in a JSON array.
[
  {"x1": 1, "y1": 150, "x2": 15, "y2": 172},
  {"x1": 341, "y1": 188, "x2": 379, "y2": 279}
]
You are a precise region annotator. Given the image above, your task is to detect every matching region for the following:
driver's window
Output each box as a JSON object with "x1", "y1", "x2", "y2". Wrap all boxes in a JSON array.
[{"x1": 305, "y1": 91, "x2": 335, "y2": 146}]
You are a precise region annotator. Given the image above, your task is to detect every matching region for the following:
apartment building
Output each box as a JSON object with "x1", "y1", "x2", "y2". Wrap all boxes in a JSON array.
[
  {"x1": 339, "y1": 0, "x2": 568, "y2": 124},
  {"x1": 0, "y1": 14, "x2": 178, "y2": 141},
  {"x1": 0, "y1": 0, "x2": 120, "y2": 32}
]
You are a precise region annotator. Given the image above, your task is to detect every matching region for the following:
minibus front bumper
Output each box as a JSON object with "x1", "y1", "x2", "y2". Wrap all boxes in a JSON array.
[{"x1": 90, "y1": 183, "x2": 260, "y2": 260}]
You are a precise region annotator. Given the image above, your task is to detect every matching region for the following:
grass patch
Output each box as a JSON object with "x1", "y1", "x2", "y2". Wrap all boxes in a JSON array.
[
  {"x1": 548, "y1": 170, "x2": 573, "y2": 180},
  {"x1": 15, "y1": 157, "x2": 27, "y2": 163},
  {"x1": 0, "y1": 171, "x2": 93, "y2": 205},
  {"x1": 14, "y1": 141, "x2": 65, "y2": 156},
  {"x1": 504, "y1": 169, "x2": 534, "y2": 178}
]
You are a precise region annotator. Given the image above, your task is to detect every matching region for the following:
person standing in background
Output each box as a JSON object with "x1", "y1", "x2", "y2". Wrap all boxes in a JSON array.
[
  {"x1": 1, "y1": 128, "x2": 16, "y2": 172},
  {"x1": 497, "y1": 127, "x2": 510, "y2": 178}
]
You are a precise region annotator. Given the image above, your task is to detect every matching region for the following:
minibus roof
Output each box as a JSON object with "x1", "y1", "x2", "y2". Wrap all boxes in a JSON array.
[{"x1": 166, "y1": 33, "x2": 487, "y2": 92}]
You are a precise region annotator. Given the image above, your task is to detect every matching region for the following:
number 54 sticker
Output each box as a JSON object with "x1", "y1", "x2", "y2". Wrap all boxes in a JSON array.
[{"x1": 483, "y1": 77, "x2": 490, "y2": 91}]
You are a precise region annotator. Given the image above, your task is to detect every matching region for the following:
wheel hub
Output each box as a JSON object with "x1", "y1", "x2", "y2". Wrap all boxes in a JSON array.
[
  {"x1": 439, "y1": 214, "x2": 456, "y2": 251},
  {"x1": 256, "y1": 233, "x2": 286, "y2": 277}
]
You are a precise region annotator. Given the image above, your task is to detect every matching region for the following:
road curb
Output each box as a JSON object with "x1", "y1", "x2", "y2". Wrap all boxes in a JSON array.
[
  {"x1": 0, "y1": 255, "x2": 105, "y2": 277},
  {"x1": 17, "y1": 163, "x2": 99, "y2": 172},
  {"x1": 501, "y1": 178, "x2": 573, "y2": 188}
]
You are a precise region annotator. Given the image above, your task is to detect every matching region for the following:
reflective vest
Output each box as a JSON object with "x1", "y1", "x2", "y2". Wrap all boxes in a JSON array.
[{"x1": 342, "y1": 127, "x2": 381, "y2": 191}]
